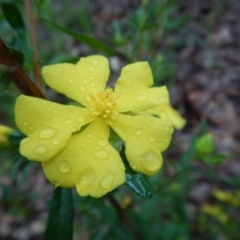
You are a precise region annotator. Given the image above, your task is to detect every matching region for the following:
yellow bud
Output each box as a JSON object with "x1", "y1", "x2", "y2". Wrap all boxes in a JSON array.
[{"x1": 0, "y1": 124, "x2": 15, "y2": 148}]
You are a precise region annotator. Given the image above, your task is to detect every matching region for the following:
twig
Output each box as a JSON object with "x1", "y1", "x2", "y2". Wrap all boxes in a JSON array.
[
  {"x1": 107, "y1": 194, "x2": 142, "y2": 240},
  {"x1": 24, "y1": 0, "x2": 42, "y2": 90},
  {"x1": 0, "y1": 38, "x2": 45, "y2": 98}
]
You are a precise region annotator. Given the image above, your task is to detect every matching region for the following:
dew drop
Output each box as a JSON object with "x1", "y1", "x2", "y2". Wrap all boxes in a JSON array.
[
  {"x1": 22, "y1": 138, "x2": 30, "y2": 145},
  {"x1": 135, "y1": 94, "x2": 147, "y2": 102},
  {"x1": 68, "y1": 78, "x2": 73, "y2": 83},
  {"x1": 54, "y1": 117, "x2": 58, "y2": 121},
  {"x1": 80, "y1": 86, "x2": 85, "y2": 92},
  {"x1": 100, "y1": 171, "x2": 115, "y2": 189},
  {"x1": 77, "y1": 116, "x2": 84, "y2": 124},
  {"x1": 89, "y1": 76, "x2": 93, "y2": 80},
  {"x1": 35, "y1": 145, "x2": 48, "y2": 155},
  {"x1": 136, "y1": 129, "x2": 142, "y2": 135},
  {"x1": 39, "y1": 128, "x2": 56, "y2": 139},
  {"x1": 91, "y1": 82, "x2": 96, "y2": 87},
  {"x1": 126, "y1": 79, "x2": 131, "y2": 85},
  {"x1": 57, "y1": 67, "x2": 63, "y2": 72},
  {"x1": 78, "y1": 149, "x2": 83, "y2": 154},
  {"x1": 148, "y1": 135, "x2": 156, "y2": 142},
  {"x1": 53, "y1": 139, "x2": 60, "y2": 145},
  {"x1": 97, "y1": 138, "x2": 107, "y2": 147},
  {"x1": 59, "y1": 161, "x2": 70, "y2": 173},
  {"x1": 140, "y1": 150, "x2": 162, "y2": 173},
  {"x1": 94, "y1": 149, "x2": 109, "y2": 159},
  {"x1": 64, "y1": 119, "x2": 72, "y2": 125},
  {"x1": 92, "y1": 59, "x2": 98, "y2": 66},
  {"x1": 76, "y1": 168, "x2": 96, "y2": 192},
  {"x1": 23, "y1": 121, "x2": 28, "y2": 126},
  {"x1": 88, "y1": 66, "x2": 94, "y2": 71}
]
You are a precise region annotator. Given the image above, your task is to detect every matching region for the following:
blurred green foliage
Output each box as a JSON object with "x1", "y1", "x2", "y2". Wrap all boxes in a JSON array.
[{"x1": 0, "y1": 0, "x2": 239, "y2": 240}]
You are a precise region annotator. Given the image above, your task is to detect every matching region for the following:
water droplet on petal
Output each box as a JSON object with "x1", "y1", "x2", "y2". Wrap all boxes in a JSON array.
[
  {"x1": 59, "y1": 161, "x2": 70, "y2": 173},
  {"x1": 91, "y1": 82, "x2": 96, "y2": 87},
  {"x1": 22, "y1": 138, "x2": 30, "y2": 145},
  {"x1": 135, "y1": 94, "x2": 147, "y2": 102},
  {"x1": 78, "y1": 149, "x2": 83, "y2": 154},
  {"x1": 53, "y1": 139, "x2": 60, "y2": 145},
  {"x1": 126, "y1": 79, "x2": 131, "y2": 85},
  {"x1": 23, "y1": 121, "x2": 28, "y2": 126},
  {"x1": 54, "y1": 117, "x2": 58, "y2": 121},
  {"x1": 89, "y1": 76, "x2": 93, "y2": 80},
  {"x1": 140, "y1": 150, "x2": 162, "y2": 173},
  {"x1": 57, "y1": 67, "x2": 63, "y2": 72},
  {"x1": 148, "y1": 135, "x2": 156, "y2": 142},
  {"x1": 94, "y1": 149, "x2": 109, "y2": 159},
  {"x1": 76, "y1": 168, "x2": 96, "y2": 192},
  {"x1": 39, "y1": 128, "x2": 56, "y2": 139},
  {"x1": 136, "y1": 129, "x2": 142, "y2": 135},
  {"x1": 80, "y1": 86, "x2": 85, "y2": 92},
  {"x1": 64, "y1": 119, "x2": 72, "y2": 125},
  {"x1": 68, "y1": 78, "x2": 73, "y2": 83},
  {"x1": 100, "y1": 171, "x2": 115, "y2": 189},
  {"x1": 88, "y1": 66, "x2": 94, "y2": 71},
  {"x1": 35, "y1": 145, "x2": 48, "y2": 155},
  {"x1": 77, "y1": 116, "x2": 84, "y2": 124},
  {"x1": 98, "y1": 138, "x2": 107, "y2": 147},
  {"x1": 92, "y1": 59, "x2": 98, "y2": 66}
]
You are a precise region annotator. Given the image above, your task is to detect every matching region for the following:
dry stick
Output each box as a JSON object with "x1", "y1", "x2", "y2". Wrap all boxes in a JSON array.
[
  {"x1": 107, "y1": 195, "x2": 142, "y2": 240},
  {"x1": 24, "y1": 0, "x2": 42, "y2": 91},
  {"x1": 0, "y1": 38, "x2": 45, "y2": 99}
]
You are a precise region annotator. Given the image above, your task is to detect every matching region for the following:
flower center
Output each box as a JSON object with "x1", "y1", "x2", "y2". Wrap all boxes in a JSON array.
[{"x1": 88, "y1": 89, "x2": 120, "y2": 119}]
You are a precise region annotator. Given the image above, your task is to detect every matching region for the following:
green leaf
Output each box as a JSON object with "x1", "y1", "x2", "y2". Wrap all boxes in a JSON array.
[
  {"x1": 202, "y1": 154, "x2": 226, "y2": 165},
  {"x1": 8, "y1": 46, "x2": 25, "y2": 65},
  {"x1": 125, "y1": 173, "x2": 153, "y2": 198},
  {"x1": 120, "y1": 147, "x2": 153, "y2": 198},
  {"x1": 0, "y1": 1, "x2": 25, "y2": 31},
  {"x1": 42, "y1": 17, "x2": 115, "y2": 56},
  {"x1": 9, "y1": 131, "x2": 26, "y2": 147},
  {"x1": 44, "y1": 187, "x2": 73, "y2": 240},
  {"x1": 0, "y1": 74, "x2": 11, "y2": 92}
]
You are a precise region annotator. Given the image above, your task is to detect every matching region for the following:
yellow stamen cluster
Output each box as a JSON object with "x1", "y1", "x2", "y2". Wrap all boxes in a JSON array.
[{"x1": 88, "y1": 89, "x2": 120, "y2": 120}]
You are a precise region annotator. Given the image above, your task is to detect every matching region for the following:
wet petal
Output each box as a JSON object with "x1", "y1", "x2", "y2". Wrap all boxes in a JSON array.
[
  {"x1": 111, "y1": 114, "x2": 173, "y2": 176},
  {"x1": 42, "y1": 56, "x2": 110, "y2": 106},
  {"x1": 42, "y1": 118, "x2": 125, "y2": 198},
  {"x1": 15, "y1": 95, "x2": 93, "y2": 162},
  {"x1": 115, "y1": 62, "x2": 153, "y2": 96},
  {"x1": 142, "y1": 105, "x2": 186, "y2": 129},
  {"x1": 118, "y1": 86, "x2": 169, "y2": 113}
]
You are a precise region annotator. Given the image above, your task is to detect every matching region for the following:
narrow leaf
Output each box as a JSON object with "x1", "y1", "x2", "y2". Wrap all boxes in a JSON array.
[
  {"x1": 120, "y1": 147, "x2": 153, "y2": 198},
  {"x1": 125, "y1": 173, "x2": 153, "y2": 198},
  {"x1": 43, "y1": 18, "x2": 115, "y2": 56},
  {"x1": 44, "y1": 187, "x2": 73, "y2": 240},
  {"x1": 0, "y1": 1, "x2": 25, "y2": 31}
]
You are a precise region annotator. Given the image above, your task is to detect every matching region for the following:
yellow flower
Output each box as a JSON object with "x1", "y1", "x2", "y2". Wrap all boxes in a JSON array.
[
  {"x1": 15, "y1": 56, "x2": 173, "y2": 197},
  {"x1": 140, "y1": 105, "x2": 186, "y2": 129},
  {"x1": 0, "y1": 124, "x2": 14, "y2": 148}
]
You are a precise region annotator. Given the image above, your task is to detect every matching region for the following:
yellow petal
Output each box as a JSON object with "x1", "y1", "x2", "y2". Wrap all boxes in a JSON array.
[
  {"x1": 118, "y1": 86, "x2": 169, "y2": 113},
  {"x1": 42, "y1": 56, "x2": 110, "y2": 106},
  {"x1": 115, "y1": 62, "x2": 153, "y2": 95},
  {"x1": 111, "y1": 114, "x2": 173, "y2": 175},
  {"x1": 15, "y1": 95, "x2": 93, "y2": 162},
  {"x1": 42, "y1": 118, "x2": 125, "y2": 198},
  {"x1": 146, "y1": 105, "x2": 186, "y2": 129}
]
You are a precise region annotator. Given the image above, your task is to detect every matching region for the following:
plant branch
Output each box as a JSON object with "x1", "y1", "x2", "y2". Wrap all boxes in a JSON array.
[
  {"x1": 0, "y1": 38, "x2": 45, "y2": 98},
  {"x1": 107, "y1": 194, "x2": 142, "y2": 240},
  {"x1": 24, "y1": 0, "x2": 42, "y2": 90}
]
